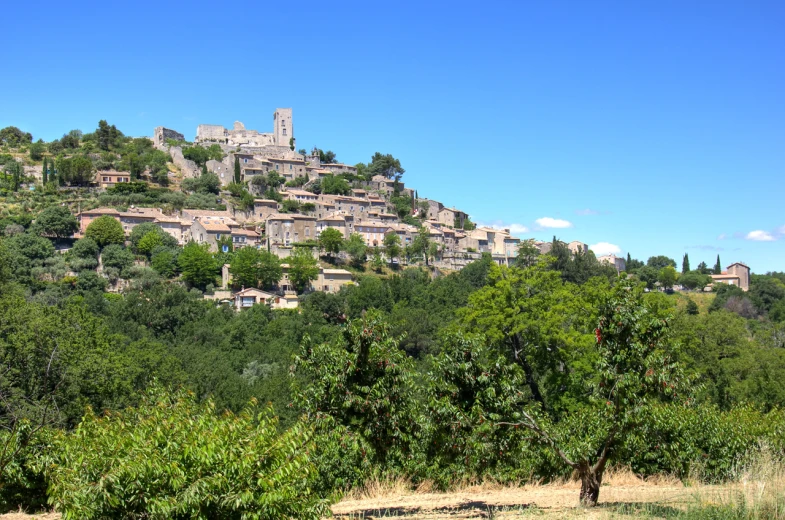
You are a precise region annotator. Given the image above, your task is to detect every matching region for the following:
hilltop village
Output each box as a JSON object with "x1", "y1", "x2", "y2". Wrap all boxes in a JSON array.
[{"x1": 1, "y1": 109, "x2": 751, "y2": 310}]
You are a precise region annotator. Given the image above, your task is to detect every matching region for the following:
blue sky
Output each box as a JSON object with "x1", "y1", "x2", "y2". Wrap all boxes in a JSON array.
[{"x1": 2, "y1": 1, "x2": 784, "y2": 272}]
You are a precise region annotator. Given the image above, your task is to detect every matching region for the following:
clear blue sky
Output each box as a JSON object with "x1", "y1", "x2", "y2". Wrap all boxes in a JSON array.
[{"x1": 2, "y1": 1, "x2": 784, "y2": 272}]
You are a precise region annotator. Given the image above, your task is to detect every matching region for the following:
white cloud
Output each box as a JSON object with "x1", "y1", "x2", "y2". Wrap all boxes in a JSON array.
[
  {"x1": 745, "y1": 230, "x2": 776, "y2": 242},
  {"x1": 575, "y1": 209, "x2": 601, "y2": 216},
  {"x1": 590, "y1": 242, "x2": 621, "y2": 255},
  {"x1": 535, "y1": 217, "x2": 573, "y2": 229},
  {"x1": 508, "y1": 223, "x2": 529, "y2": 234},
  {"x1": 717, "y1": 233, "x2": 727, "y2": 240}
]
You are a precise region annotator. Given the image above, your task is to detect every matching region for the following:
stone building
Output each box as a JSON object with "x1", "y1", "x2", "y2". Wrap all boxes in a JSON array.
[
  {"x1": 152, "y1": 127, "x2": 184, "y2": 148},
  {"x1": 195, "y1": 109, "x2": 293, "y2": 148},
  {"x1": 598, "y1": 254, "x2": 626, "y2": 273},
  {"x1": 95, "y1": 171, "x2": 131, "y2": 189},
  {"x1": 711, "y1": 262, "x2": 751, "y2": 291},
  {"x1": 265, "y1": 213, "x2": 316, "y2": 248}
]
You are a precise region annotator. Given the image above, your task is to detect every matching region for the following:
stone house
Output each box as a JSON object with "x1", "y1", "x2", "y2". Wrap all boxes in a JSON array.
[
  {"x1": 195, "y1": 109, "x2": 292, "y2": 148},
  {"x1": 284, "y1": 189, "x2": 318, "y2": 203},
  {"x1": 119, "y1": 207, "x2": 167, "y2": 235},
  {"x1": 355, "y1": 221, "x2": 392, "y2": 247},
  {"x1": 351, "y1": 188, "x2": 367, "y2": 199},
  {"x1": 234, "y1": 287, "x2": 297, "y2": 310},
  {"x1": 191, "y1": 217, "x2": 235, "y2": 251},
  {"x1": 154, "y1": 215, "x2": 190, "y2": 245},
  {"x1": 268, "y1": 157, "x2": 307, "y2": 182},
  {"x1": 265, "y1": 213, "x2": 316, "y2": 248},
  {"x1": 95, "y1": 171, "x2": 131, "y2": 189},
  {"x1": 320, "y1": 163, "x2": 357, "y2": 175},
  {"x1": 316, "y1": 213, "x2": 354, "y2": 239},
  {"x1": 315, "y1": 268, "x2": 354, "y2": 294},
  {"x1": 252, "y1": 199, "x2": 279, "y2": 221},
  {"x1": 710, "y1": 262, "x2": 751, "y2": 291},
  {"x1": 206, "y1": 159, "x2": 234, "y2": 186},
  {"x1": 438, "y1": 207, "x2": 468, "y2": 229},
  {"x1": 420, "y1": 199, "x2": 444, "y2": 221},
  {"x1": 598, "y1": 254, "x2": 626, "y2": 273},
  {"x1": 76, "y1": 207, "x2": 121, "y2": 234},
  {"x1": 231, "y1": 228, "x2": 261, "y2": 248},
  {"x1": 384, "y1": 222, "x2": 418, "y2": 249},
  {"x1": 568, "y1": 241, "x2": 589, "y2": 254}
]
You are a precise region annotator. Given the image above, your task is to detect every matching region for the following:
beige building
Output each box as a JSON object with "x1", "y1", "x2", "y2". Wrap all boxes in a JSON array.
[
  {"x1": 598, "y1": 254, "x2": 626, "y2": 273},
  {"x1": 355, "y1": 221, "x2": 393, "y2": 247},
  {"x1": 315, "y1": 268, "x2": 354, "y2": 294},
  {"x1": 568, "y1": 241, "x2": 589, "y2": 254},
  {"x1": 196, "y1": 109, "x2": 293, "y2": 148},
  {"x1": 711, "y1": 262, "x2": 751, "y2": 291},
  {"x1": 284, "y1": 188, "x2": 318, "y2": 203},
  {"x1": 95, "y1": 171, "x2": 131, "y2": 189},
  {"x1": 118, "y1": 207, "x2": 167, "y2": 234},
  {"x1": 316, "y1": 212, "x2": 355, "y2": 239},
  {"x1": 252, "y1": 199, "x2": 280, "y2": 221},
  {"x1": 76, "y1": 207, "x2": 121, "y2": 234},
  {"x1": 191, "y1": 217, "x2": 235, "y2": 251},
  {"x1": 266, "y1": 213, "x2": 316, "y2": 248}
]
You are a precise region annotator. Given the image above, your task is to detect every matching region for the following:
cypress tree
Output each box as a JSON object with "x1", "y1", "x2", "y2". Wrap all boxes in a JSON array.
[
  {"x1": 626, "y1": 252, "x2": 632, "y2": 265},
  {"x1": 682, "y1": 253, "x2": 690, "y2": 273},
  {"x1": 42, "y1": 157, "x2": 48, "y2": 184},
  {"x1": 714, "y1": 255, "x2": 722, "y2": 274},
  {"x1": 234, "y1": 155, "x2": 241, "y2": 184}
]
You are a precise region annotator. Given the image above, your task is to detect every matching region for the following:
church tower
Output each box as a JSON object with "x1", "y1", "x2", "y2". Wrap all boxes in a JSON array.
[{"x1": 273, "y1": 108, "x2": 293, "y2": 147}]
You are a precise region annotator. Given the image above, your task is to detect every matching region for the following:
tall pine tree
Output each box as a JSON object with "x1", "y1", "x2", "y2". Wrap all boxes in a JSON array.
[
  {"x1": 714, "y1": 255, "x2": 722, "y2": 274},
  {"x1": 42, "y1": 157, "x2": 48, "y2": 184},
  {"x1": 234, "y1": 155, "x2": 241, "y2": 184},
  {"x1": 682, "y1": 253, "x2": 690, "y2": 273}
]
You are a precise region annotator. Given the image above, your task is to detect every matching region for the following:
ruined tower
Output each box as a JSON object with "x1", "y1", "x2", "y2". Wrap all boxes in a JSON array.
[{"x1": 273, "y1": 108, "x2": 293, "y2": 147}]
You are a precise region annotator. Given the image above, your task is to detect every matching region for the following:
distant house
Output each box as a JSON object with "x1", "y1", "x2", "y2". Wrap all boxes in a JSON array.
[
  {"x1": 234, "y1": 287, "x2": 298, "y2": 310},
  {"x1": 598, "y1": 254, "x2": 626, "y2": 273},
  {"x1": 95, "y1": 171, "x2": 131, "y2": 189},
  {"x1": 710, "y1": 262, "x2": 751, "y2": 291}
]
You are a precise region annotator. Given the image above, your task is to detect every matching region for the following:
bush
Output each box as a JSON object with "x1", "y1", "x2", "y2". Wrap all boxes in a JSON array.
[{"x1": 46, "y1": 386, "x2": 330, "y2": 519}]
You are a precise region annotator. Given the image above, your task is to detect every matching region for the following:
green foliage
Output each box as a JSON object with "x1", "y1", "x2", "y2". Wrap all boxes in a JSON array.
[
  {"x1": 85, "y1": 215, "x2": 125, "y2": 248},
  {"x1": 383, "y1": 232, "x2": 401, "y2": 267},
  {"x1": 292, "y1": 312, "x2": 418, "y2": 468},
  {"x1": 178, "y1": 241, "x2": 217, "y2": 290},
  {"x1": 47, "y1": 385, "x2": 330, "y2": 520},
  {"x1": 366, "y1": 152, "x2": 405, "y2": 181},
  {"x1": 32, "y1": 205, "x2": 78, "y2": 238},
  {"x1": 0, "y1": 126, "x2": 33, "y2": 146},
  {"x1": 182, "y1": 144, "x2": 224, "y2": 167},
  {"x1": 182, "y1": 172, "x2": 221, "y2": 195},
  {"x1": 318, "y1": 227, "x2": 344, "y2": 259},
  {"x1": 659, "y1": 265, "x2": 679, "y2": 290},
  {"x1": 128, "y1": 222, "x2": 177, "y2": 254},
  {"x1": 648, "y1": 255, "x2": 677, "y2": 270},
  {"x1": 234, "y1": 154, "x2": 241, "y2": 183},
  {"x1": 680, "y1": 272, "x2": 713, "y2": 291},
  {"x1": 150, "y1": 246, "x2": 179, "y2": 278},
  {"x1": 56, "y1": 155, "x2": 94, "y2": 186},
  {"x1": 516, "y1": 238, "x2": 540, "y2": 268},
  {"x1": 281, "y1": 199, "x2": 300, "y2": 213},
  {"x1": 29, "y1": 140, "x2": 45, "y2": 161},
  {"x1": 3, "y1": 232, "x2": 56, "y2": 282},
  {"x1": 682, "y1": 253, "x2": 690, "y2": 274},
  {"x1": 344, "y1": 232, "x2": 367, "y2": 267},
  {"x1": 287, "y1": 246, "x2": 319, "y2": 293},
  {"x1": 101, "y1": 244, "x2": 135, "y2": 275},
  {"x1": 320, "y1": 174, "x2": 351, "y2": 195},
  {"x1": 230, "y1": 247, "x2": 282, "y2": 290}
]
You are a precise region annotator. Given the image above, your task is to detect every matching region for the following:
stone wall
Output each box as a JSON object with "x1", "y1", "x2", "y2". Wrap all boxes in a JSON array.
[
  {"x1": 168, "y1": 146, "x2": 200, "y2": 178},
  {"x1": 153, "y1": 127, "x2": 185, "y2": 148}
]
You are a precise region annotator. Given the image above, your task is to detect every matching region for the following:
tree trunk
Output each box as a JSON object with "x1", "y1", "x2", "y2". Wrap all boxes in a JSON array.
[{"x1": 579, "y1": 465, "x2": 603, "y2": 507}]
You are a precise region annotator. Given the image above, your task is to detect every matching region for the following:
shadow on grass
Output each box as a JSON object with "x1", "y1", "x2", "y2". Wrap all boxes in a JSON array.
[{"x1": 334, "y1": 500, "x2": 532, "y2": 518}]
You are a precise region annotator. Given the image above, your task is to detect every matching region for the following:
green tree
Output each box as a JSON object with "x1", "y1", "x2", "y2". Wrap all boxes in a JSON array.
[
  {"x1": 319, "y1": 227, "x2": 344, "y2": 260},
  {"x1": 679, "y1": 272, "x2": 711, "y2": 291},
  {"x1": 136, "y1": 232, "x2": 164, "y2": 257},
  {"x1": 696, "y1": 261, "x2": 711, "y2": 275},
  {"x1": 714, "y1": 255, "x2": 722, "y2": 275},
  {"x1": 460, "y1": 269, "x2": 685, "y2": 506},
  {"x1": 4, "y1": 159, "x2": 24, "y2": 191},
  {"x1": 682, "y1": 253, "x2": 690, "y2": 274},
  {"x1": 29, "y1": 140, "x2": 45, "y2": 161},
  {"x1": 320, "y1": 175, "x2": 351, "y2": 195},
  {"x1": 150, "y1": 247, "x2": 178, "y2": 278},
  {"x1": 47, "y1": 386, "x2": 329, "y2": 520},
  {"x1": 32, "y1": 206, "x2": 78, "y2": 238},
  {"x1": 287, "y1": 246, "x2": 319, "y2": 293},
  {"x1": 344, "y1": 233, "x2": 367, "y2": 267},
  {"x1": 658, "y1": 265, "x2": 678, "y2": 290},
  {"x1": 646, "y1": 255, "x2": 676, "y2": 270},
  {"x1": 85, "y1": 216, "x2": 125, "y2": 248},
  {"x1": 229, "y1": 247, "x2": 282, "y2": 290},
  {"x1": 101, "y1": 244, "x2": 134, "y2": 274},
  {"x1": 41, "y1": 157, "x2": 48, "y2": 184},
  {"x1": 383, "y1": 232, "x2": 401, "y2": 268},
  {"x1": 234, "y1": 155, "x2": 241, "y2": 184},
  {"x1": 367, "y1": 152, "x2": 405, "y2": 181},
  {"x1": 128, "y1": 223, "x2": 177, "y2": 253},
  {"x1": 412, "y1": 227, "x2": 431, "y2": 266},
  {"x1": 178, "y1": 242, "x2": 217, "y2": 290},
  {"x1": 292, "y1": 312, "x2": 418, "y2": 466},
  {"x1": 0, "y1": 126, "x2": 33, "y2": 146},
  {"x1": 516, "y1": 239, "x2": 540, "y2": 268}
]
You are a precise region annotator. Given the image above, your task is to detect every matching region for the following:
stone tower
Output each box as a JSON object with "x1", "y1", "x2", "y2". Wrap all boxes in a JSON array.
[{"x1": 273, "y1": 108, "x2": 293, "y2": 147}]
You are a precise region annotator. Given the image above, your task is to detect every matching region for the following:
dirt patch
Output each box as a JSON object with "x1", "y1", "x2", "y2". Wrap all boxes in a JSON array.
[{"x1": 331, "y1": 481, "x2": 708, "y2": 519}]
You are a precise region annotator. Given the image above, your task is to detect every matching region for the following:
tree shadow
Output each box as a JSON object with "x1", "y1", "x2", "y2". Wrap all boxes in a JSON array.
[
  {"x1": 598, "y1": 501, "x2": 685, "y2": 517},
  {"x1": 334, "y1": 500, "x2": 532, "y2": 518}
]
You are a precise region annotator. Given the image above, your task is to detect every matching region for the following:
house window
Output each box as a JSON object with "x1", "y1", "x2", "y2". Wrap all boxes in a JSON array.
[
  {"x1": 282, "y1": 128, "x2": 287, "y2": 136},
  {"x1": 244, "y1": 158, "x2": 248, "y2": 163},
  {"x1": 289, "y1": 164, "x2": 292, "y2": 170},
  {"x1": 216, "y1": 234, "x2": 221, "y2": 240},
  {"x1": 275, "y1": 164, "x2": 279, "y2": 170},
  {"x1": 305, "y1": 228, "x2": 310, "y2": 237}
]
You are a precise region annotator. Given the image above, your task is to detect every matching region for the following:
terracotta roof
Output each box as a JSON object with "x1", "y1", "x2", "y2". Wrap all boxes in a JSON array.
[
  {"x1": 235, "y1": 287, "x2": 275, "y2": 297},
  {"x1": 232, "y1": 229, "x2": 260, "y2": 237},
  {"x1": 254, "y1": 199, "x2": 278, "y2": 204},
  {"x1": 154, "y1": 216, "x2": 183, "y2": 224},
  {"x1": 201, "y1": 222, "x2": 231, "y2": 232}
]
